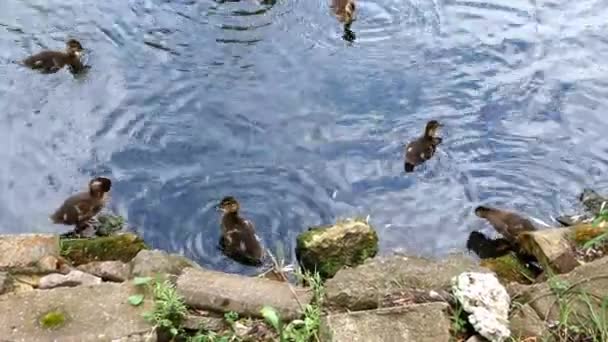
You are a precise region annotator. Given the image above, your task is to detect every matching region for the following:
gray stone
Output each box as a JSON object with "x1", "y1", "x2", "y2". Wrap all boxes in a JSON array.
[
  {"x1": 296, "y1": 218, "x2": 378, "y2": 279},
  {"x1": 0, "y1": 234, "x2": 60, "y2": 271},
  {"x1": 182, "y1": 314, "x2": 226, "y2": 331},
  {"x1": 0, "y1": 282, "x2": 154, "y2": 341},
  {"x1": 130, "y1": 249, "x2": 198, "y2": 278},
  {"x1": 509, "y1": 304, "x2": 548, "y2": 339},
  {"x1": 39, "y1": 270, "x2": 102, "y2": 289},
  {"x1": 177, "y1": 267, "x2": 312, "y2": 321},
  {"x1": 320, "y1": 303, "x2": 451, "y2": 342},
  {"x1": 326, "y1": 254, "x2": 489, "y2": 311},
  {"x1": 78, "y1": 261, "x2": 131, "y2": 282},
  {"x1": 514, "y1": 256, "x2": 608, "y2": 324}
]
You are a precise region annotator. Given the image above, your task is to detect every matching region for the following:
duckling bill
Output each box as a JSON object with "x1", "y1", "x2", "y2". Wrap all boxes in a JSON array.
[
  {"x1": 50, "y1": 177, "x2": 112, "y2": 235},
  {"x1": 404, "y1": 120, "x2": 443, "y2": 173},
  {"x1": 217, "y1": 196, "x2": 265, "y2": 266},
  {"x1": 474, "y1": 206, "x2": 536, "y2": 243},
  {"x1": 21, "y1": 39, "x2": 85, "y2": 74}
]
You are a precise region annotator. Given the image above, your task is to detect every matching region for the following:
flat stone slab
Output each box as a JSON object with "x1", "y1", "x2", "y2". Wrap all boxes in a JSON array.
[
  {"x1": 518, "y1": 228, "x2": 580, "y2": 274},
  {"x1": 513, "y1": 256, "x2": 608, "y2": 324},
  {"x1": 177, "y1": 267, "x2": 312, "y2": 321},
  {"x1": 0, "y1": 234, "x2": 59, "y2": 271},
  {"x1": 0, "y1": 282, "x2": 153, "y2": 341},
  {"x1": 320, "y1": 303, "x2": 451, "y2": 342},
  {"x1": 325, "y1": 254, "x2": 489, "y2": 311}
]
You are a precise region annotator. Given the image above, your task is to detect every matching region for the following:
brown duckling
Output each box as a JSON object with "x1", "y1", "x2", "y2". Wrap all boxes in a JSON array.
[
  {"x1": 22, "y1": 39, "x2": 85, "y2": 74},
  {"x1": 331, "y1": 0, "x2": 356, "y2": 26},
  {"x1": 404, "y1": 120, "x2": 443, "y2": 172},
  {"x1": 217, "y1": 196, "x2": 264, "y2": 266},
  {"x1": 474, "y1": 206, "x2": 536, "y2": 243},
  {"x1": 50, "y1": 177, "x2": 112, "y2": 234}
]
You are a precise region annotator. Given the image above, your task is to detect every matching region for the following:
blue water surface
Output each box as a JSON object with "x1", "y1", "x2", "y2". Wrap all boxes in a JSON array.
[{"x1": 1, "y1": 0, "x2": 608, "y2": 274}]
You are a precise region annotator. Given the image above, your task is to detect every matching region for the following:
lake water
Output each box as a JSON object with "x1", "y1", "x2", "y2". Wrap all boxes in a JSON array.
[{"x1": 1, "y1": 0, "x2": 608, "y2": 274}]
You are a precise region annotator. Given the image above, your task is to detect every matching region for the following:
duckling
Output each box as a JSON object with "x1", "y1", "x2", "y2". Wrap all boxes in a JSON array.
[
  {"x1": 404, "y1": 120, "x2": 443, "y2": 172},
  {"x1": 474, "y1": 206, "x2": 536, "y2": 243},
  {"x1": 217, "y1": 196, "x2": 264, "y2": 266},
  {"x1": 331, "y1": 0, "x2": 356, "y2": 26},
  {"x1": 50, "y1": 177, "x2": 112, "y2": 234},
  {"x1": 21, "y1": 39, "x2": 85, "y2": 74}
]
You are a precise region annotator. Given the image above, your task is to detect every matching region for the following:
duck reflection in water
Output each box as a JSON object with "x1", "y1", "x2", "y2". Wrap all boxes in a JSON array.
[{"x1": 331, "y1": 0, "x2": 357, "y2": 42}]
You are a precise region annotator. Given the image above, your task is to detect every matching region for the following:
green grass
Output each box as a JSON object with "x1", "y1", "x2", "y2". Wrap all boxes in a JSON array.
[
  {"x1": 260, "y1": 270, "x2": 324, "y2": 342},
  {"x1": 583, "y1": 201, "x2": 608, "y2": 250},
  {"x1": 543, "y1": 275, "x2": 608, "y2": 342}
]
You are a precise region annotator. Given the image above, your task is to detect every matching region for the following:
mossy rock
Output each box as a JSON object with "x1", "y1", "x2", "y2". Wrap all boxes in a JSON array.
[
  {"x1": 569, "y1": 224, "x2": 606, "y2": 246},
  {"x1": 295, "y1": 217, "x2": 378, "y2": 279},
  {"x1": 479, "y1": 253, "x2": 535, "y2": 284},
  {"x1": 60, "y1": 233, "x2": 148, "y2": 266}
]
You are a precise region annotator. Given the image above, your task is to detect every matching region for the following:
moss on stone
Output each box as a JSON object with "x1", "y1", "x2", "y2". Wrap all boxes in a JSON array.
[
  {"x1": 60, "y1": 233, "x2": 148, "y2": 266},
  {"x1": 479, "y1": 253, "x2": 535, "y2": 284},
  {"x1": 39, "y1": 310, "x2": 66, "y2": 329},
  {"x1": 296, "y1": 218, "x2": 378, "y2": 279},
  {"x1": 569, "y1": 224, "x2": 605, "y2": 246}
]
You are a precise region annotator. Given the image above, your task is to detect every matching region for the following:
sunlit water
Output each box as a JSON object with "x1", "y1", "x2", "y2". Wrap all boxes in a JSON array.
[{"x1": 1, "y1": 0, "x2": 608, "y2": 275}]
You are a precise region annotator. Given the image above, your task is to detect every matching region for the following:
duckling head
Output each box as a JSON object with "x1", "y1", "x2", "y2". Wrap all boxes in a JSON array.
[
  {"x1": 344, "y1": 0, "x2": 356, "y2": 24},
  {"x1": 218, "y1": 196, "x2": 240, "y2": 214},
  {"x1": 88, "y1": 177, "x2": 112, "y2": 197},
  {"x1": 474, "y1": 205, "x2": 492, "y2": 218},
  {"x1": 66, "y1": 39, "x2": 84, "y2": 58},
  {"x1": 424, "y1": 120, "x2": 442, "y2": 138}
]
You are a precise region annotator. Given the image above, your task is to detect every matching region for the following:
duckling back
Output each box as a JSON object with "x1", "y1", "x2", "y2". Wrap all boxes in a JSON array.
[
  {"x1": 475, "y1": 206, "x2": 536, "y2": 242},
  {"x1": 220, "y1": 214, "x2": 264, "y2": 266}
]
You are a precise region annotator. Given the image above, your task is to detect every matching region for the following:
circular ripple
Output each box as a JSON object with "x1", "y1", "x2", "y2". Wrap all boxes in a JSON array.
[{"x1": 118, "y1": 164, "x2": 334, "y2": 274}]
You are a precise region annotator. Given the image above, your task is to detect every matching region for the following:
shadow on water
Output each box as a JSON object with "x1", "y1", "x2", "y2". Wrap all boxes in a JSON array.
[{"x1": 1, "y1": 0, "x2": 608, "y2": 274}]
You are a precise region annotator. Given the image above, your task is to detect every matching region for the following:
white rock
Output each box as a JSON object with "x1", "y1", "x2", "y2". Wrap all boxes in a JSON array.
[
  {"x1": 452, "y1": 272, "x2": 511, "y2": 342},
  {"x1": 39, "y1": 270, "x2": 102, "y2": 289}
]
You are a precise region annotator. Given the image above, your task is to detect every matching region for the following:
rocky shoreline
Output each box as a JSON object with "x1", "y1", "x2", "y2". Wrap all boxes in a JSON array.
[{"x1": 0, "y1": 205, "x2": 607, "y2": 341}]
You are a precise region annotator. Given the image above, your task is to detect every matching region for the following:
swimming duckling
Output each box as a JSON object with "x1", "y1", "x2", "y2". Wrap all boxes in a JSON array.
[
  {"x1": 331, "y1": 0, "x2": 356, "y2": 41},
  {"x1": 50, "y1": 177, "x2": 112, "y2": 234},
  {"x1": 22, "y1": 39, "x2": 85, "y2": 74},
  {"x1": 404, "y1": 120, "x2": 443, "y2": 172},
  {"x1": 217, "y1": 196, "x2": 264, "y2": 266},
  {"x1": 474, "y1": 206, "x2": 536, "y2": 243}
]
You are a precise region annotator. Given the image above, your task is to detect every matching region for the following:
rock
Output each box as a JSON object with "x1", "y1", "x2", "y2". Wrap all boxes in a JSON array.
[
  {"x1": 320, "y1": 303, "x2": 451, "y2": 342},
  {"x1": 0, "y1": 282, "x2": 154, "y2": 341},
  {"x1": 39, "y1": 270, "x2": 102, "y2": 289},
  {"x1": 177, "y1": 267, "x2": 312, "y2": 321},
  {"x1": 518, "y1": 228, "x2": 580, "y2": 274},
  {"x1": 466, "y1": 336, "x2": 487, "y2": 342},
  {"x1": 509, "y1": 304, "x2": 547, "y2": 339},
  {"x1": 479, "y1": 253, "x2": 536, "y2": 284},
  {"x1": 325, "y1": 254, "x2": 489, "y2": 311},
  {"x1": 182, "y1": 314, "x2": 226, "y2": 331},
  {"x1": 0, "y1": 272, "x2": 9, "y2": 295},
  {"x1": 0, "y1": 234, "x2": 60, "y2": 271},
  {"x1": 295, "y1": 217, "x2": 378, "y2": 279},
  {"x1": 130, "y1": 249, "x2": 198, "y2": 278},
  {"x1": 60, "y1": 233, "x2": 147, "y2": 266},
  {"x1": 513, "y1": 256, "x2": 608, "y2": 325},
  {"x1": 78, "y1": 261, "x2": 131, "y2": 282},
  {"x1": 452, "y1": 272, "x2": 510, "y2": 342}
]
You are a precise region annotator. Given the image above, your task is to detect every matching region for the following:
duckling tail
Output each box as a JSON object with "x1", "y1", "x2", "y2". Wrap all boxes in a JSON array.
[{"x1": 404, "y1": 162, "x2": 415, "y2": 173}]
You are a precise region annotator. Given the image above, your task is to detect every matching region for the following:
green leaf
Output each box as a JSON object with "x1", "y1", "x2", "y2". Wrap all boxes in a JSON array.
[
  {"x1": 133, "y1": 276, "x2": 152, "y2": 286},
  {"x1": 128, "y1": 294, "x2": 145, "y2": 306},
  {"x1": 260, "y1": 306, "x2": 281, "y2": 331},
  {"x1": 170, "y1": 327, "x2": 179, "y2": 336}
]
